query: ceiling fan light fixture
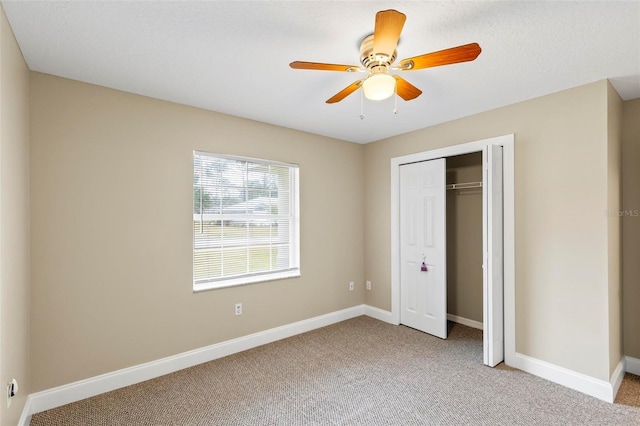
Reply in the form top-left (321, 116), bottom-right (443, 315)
top-left (362, 73), bottom-right (396, 100)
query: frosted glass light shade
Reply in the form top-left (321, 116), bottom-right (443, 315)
top-left (362, 73), bottom-right (396, 100)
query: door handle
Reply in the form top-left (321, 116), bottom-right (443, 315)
top-left (421, 255), bottom-right (428, 271)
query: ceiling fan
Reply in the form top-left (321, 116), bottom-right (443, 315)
top-left (289, 9), bottom-right (482, 104)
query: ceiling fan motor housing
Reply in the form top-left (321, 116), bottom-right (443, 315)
top-left (359, 34), bottom-right (397, 69)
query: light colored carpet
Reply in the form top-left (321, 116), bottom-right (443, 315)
top-left (616, 373), bottom-right (640, 407)
top-left (30, 316), bottom-right (640, 425)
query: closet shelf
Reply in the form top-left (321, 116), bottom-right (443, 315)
top-left (446, 181), bottom-right (482, 190)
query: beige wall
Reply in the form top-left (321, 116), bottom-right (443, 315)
top-left (0, 5), bottom-right (30, 425)
top-left (622, 98), bottom-right (640, 359)
top-left (364, 80), bottom-right (617, 381)
top-left (29, 73), bottom-right (365, 391)
top-left (606, 82), bottom-right (622, 376)
top-left (446, 153), bottom-right (483, 323)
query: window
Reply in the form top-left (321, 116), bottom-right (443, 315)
top-left (193, 151), bottom-right (300, 291)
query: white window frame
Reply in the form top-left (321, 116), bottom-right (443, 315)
top-left (193, 151), bottom-right (300, 292)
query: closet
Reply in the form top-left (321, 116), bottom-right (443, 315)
top-left (395, 136), bottom-right (509, 367)
top-left (446, 152), bottom-right (483, 331)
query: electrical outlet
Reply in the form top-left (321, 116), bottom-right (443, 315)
top-left (366, 280), bottom-right (371, 291)
top-left (6, 379), bottom-right (17, 408)
top-left (235, 303), bottom-right (242, 316)
top-left (349, 281), bottom-right (354, 291)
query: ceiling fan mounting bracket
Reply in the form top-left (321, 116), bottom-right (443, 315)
top-left (359, 34), bottom-right (397, 70)
top-left (397, 61), bottom-right (414, 71)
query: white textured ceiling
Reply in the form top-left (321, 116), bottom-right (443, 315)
top-left (3, 1), bottom-right (639, 144)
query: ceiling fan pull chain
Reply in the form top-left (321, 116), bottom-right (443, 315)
top-left (394, 89), bottom-right (398, 115)
top-left (360, 89), bottom-right (365, 120)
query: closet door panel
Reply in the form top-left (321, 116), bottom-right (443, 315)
top-left (483, 145), bottom-right (504, 367)
top-left (400, 159), bottom-right (447, 339)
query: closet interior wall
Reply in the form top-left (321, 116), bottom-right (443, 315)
top-left (446, 152), bottom-right (483, 325)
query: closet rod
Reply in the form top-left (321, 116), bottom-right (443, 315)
top-left (446, 181), bottom-right (482, 190)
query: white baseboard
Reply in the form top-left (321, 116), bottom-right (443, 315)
top-left (510, 352), bottom-right (619, 403)
top-left (447, 313), bottom-right (483, 330)
top-left (18, 399), bottom-right (32, 426)
top-left (611, 358), bottom-right (626, 401)
top-left (21, 305), bottom-right (366, 423)
top-left (21, 305), bottom-right (632, 424)
top-left (364, 305), bottom-right (394, 324)
top-left (625, 356), bottom-right (640, 376)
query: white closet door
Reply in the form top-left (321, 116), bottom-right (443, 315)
top-left (483, 145), bottom-right (504, 366)
top-left (400, 159), bottom-right (447, 339)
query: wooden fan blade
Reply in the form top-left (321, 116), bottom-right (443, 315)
top-left (373, 9), bottom-right (406, 58)
top-left (397, 43), bottom-right (482, 71)
top-left (393, 76), bottom-right (422, 101)
top-left (326, 80), bottom-right (364, 104)
top-left (290, 61), bottom-right (360, 72)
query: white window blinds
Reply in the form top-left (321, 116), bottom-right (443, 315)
top-left (193, 151), bottom-right (300, 290)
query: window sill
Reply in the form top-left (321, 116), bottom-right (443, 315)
top-left (193, 269), bottom-right (300, 293)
